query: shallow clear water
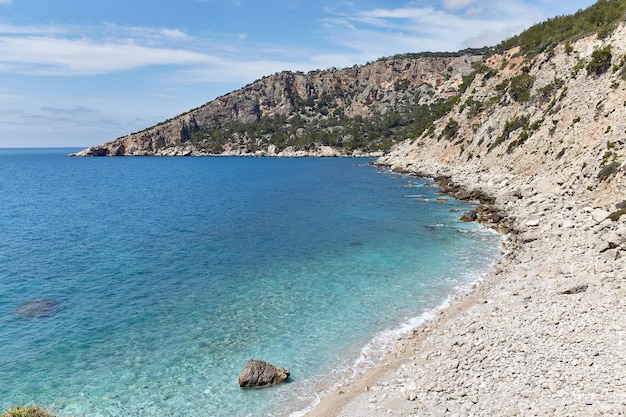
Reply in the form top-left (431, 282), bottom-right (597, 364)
top-left (0, 149), bottom-right (501, 416)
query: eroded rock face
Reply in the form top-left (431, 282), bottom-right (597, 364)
top-left (13, 300), bottom-right (62, 319)
top-left (70, 54), bottom-right (482, 157)
top-left (238, 359), bottom-right (290, 388)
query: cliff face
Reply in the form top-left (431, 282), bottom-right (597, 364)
top-left (379, 21), bottom-right (626, 210)
top-left (71, 54), bottom-right (482, 156)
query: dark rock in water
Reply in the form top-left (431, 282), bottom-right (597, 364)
top-left (349, 241), bottom-right (363, 246)
top-left (13, 300), bottom-right (62, 319)
top-left (238, 359), bottom-right (290, 388)
top-left (459, 210), bottom-right (478, 222)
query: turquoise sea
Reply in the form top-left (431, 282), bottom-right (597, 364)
top-left (0, 149), bottom-right (501, 417)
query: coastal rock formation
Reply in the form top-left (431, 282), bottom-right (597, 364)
top-left (70, 52), bottom-right (484, 157)
top-left (458, 210), bottom-right (477, 222)
top-left (238, 359), bottom-right (290, 388)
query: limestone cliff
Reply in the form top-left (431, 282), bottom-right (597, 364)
top-left (70, 53), bottom-right (484, 157)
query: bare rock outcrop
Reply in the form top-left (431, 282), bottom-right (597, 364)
top-left (70, 53), bottom-right (483, 157)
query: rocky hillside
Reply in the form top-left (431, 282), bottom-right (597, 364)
top-left (379, 20), bottom-right (626, 213)
top-left (70, 52), bottom-right (485, 157)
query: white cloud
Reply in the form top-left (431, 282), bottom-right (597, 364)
top-left (0, 0), bottom-right (12, 4)
top-left (0, 36), bottom-right (214, 75)
top-left (0, 23), bottom-right (69, 35)
top-left (160, 29), bottom-right (190, 40)
top-left (0, 2), bottom-right (558, 81)
top-left (321, 1), bottom-right (546, 57)
top-left (442, 0), bottom-right (478, 11)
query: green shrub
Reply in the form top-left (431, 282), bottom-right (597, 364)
top-left (488, 115), bottom-right (529, 153)
top-left (608, 207), bottom-right (626, 221)
top-left (506, 130), bottom-right (530, 153)
top-left (509, 73), bottom-right (536, 102)
top-left (471, 60), bottom-right (491, 74)
top-left (494, 0), bottom-right (626, 57)
top-left (496, 79), bottom-right (510, 92)
top-left (394, 79), bottom-right (410, 91)
top-left (536, 78), bottom-right (565, 103)
top-left (612, 54), bottom-right (626, 72)
top-left (442, 118), bottom-right (460, 141)
top-left (572, 59), bottom-right (585, 76)
top-left (587, 45), bottom-right (613, 75)
top-left (463, 96), bottom-right (486, 117)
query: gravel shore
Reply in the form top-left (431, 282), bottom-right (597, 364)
top-left (304, 157), bottom-right (626, 417)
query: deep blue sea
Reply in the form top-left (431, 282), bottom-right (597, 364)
top-left (0, 149), bottom-right (501, 417)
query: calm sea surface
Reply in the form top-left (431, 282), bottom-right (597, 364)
top-left (0, 149), bottom-right (501, 416)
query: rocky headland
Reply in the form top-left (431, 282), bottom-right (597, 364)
top-left (69, 51), bottom-right (484, 157)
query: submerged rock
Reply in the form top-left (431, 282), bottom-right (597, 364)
top-left (238, 359), bottom-right (290, 388)
top-left (13, 300), bottom-right (62, 319)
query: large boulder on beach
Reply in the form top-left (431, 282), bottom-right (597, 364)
top-left (13, 300), bottom-right (62, 319)
top-left (459, 210), bottom-right (478, 222)
top-left (238, 359), bottom-right (290, 388)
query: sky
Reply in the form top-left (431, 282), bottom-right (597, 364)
top-left (0, 0), bottom-right (598, 148)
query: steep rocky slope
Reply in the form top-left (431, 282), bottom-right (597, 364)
top-left (70, 53), bottom-right (483, 156)
top-left (380, 21), bottom-right (626, 212)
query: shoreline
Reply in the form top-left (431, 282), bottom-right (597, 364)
top-left (302, 156), bottom-right (626, 416)
top-left (291, 254), bottom-right (502, 417)
top-left (299, 165), bottom-right (514, 417)
top-left (286, 167), bottom-right (505, 417)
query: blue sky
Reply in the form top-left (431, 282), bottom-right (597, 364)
top-left (0, 0), bottom-right (596, 147)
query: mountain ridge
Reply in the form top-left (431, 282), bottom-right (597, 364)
top-left (70, 53), bottom-right (485, 157)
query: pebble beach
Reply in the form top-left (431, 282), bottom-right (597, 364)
top-left (304, 155), bottom-right (626, 417)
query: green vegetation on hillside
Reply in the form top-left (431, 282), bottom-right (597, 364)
top-left (587, 45), bottom-right (613, 74)
top-left (181, 92), bottom-right (465, 154)
top-left (495, 0), bottom-right (626, 56)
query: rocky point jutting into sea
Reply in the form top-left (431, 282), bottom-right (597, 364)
top-left (69, 8), bottom-right (626, 417)
top-left (69, 50), bottom-right (485, 157)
